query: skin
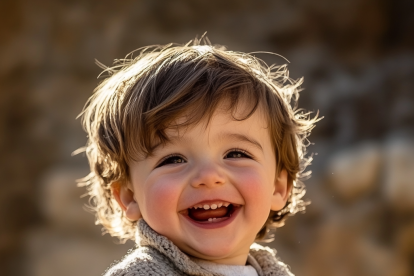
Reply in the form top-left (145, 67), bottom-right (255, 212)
top-left (112, 103), bottom-right (291, 266)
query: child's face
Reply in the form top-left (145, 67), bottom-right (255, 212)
top-left (122, 103), bottom-right (289, 265)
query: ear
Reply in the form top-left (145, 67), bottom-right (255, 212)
top-left (270, 169), bottom-right (292, 211)
top-left (111, 181), bottom-right (141, 221)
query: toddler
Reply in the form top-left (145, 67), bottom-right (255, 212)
top-left (79, 38), bottom-right (317, 276)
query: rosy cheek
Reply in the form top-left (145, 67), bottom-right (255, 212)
top-left (237, 169), bottom-right (265, 191)
top-left (233, 168), bottom-right (272, 209)
top-left (144, 174), bottom-right (182, 224)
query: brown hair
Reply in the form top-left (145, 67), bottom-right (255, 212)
top-left (77, 38), bottom-right (318, 242)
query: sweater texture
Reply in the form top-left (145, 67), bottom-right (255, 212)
top-left (104, 219), bottom-right (294, 276)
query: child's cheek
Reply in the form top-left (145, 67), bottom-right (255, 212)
top-left (231, 167), bottom-right (273, 210)
top-left (234, 165), bottom-right (268, 188)
top-left (143, 173), bottom-right (183, 226)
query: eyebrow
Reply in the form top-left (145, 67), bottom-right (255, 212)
top-left (218, 132), bottom-right (263, 151)
top-left (150, 135), bottom-right (191, 154)
top-left (150, 132), bottom-right (263, 153)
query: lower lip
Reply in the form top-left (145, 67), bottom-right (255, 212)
top-left (180, 206), bottom-right (241, 229)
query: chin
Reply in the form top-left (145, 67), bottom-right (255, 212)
top-left (189, 239), bottom-right (238, 259)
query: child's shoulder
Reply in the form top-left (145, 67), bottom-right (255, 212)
top-left (103, 219), bottom-right (295, 276)
top-left (103, 246), bottom-right (182, 276)
top-left (103, 242), bottom-right (295, 276)
top-left (249, 243), bottom-right (295, 276)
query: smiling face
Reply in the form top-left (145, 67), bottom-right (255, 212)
top-left (114, 103), bottom-right (290, 265)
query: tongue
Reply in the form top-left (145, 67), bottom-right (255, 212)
top-left (189, 206), bottom-right (229, 221)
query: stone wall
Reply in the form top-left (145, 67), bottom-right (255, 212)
top-left (1, 0), bottom-right (413, 275)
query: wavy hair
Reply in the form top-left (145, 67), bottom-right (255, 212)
top-left (77, 37), bottom-right (318, 242)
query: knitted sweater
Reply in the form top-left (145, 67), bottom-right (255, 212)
top-left (104, 219), bottom-right (294, 276)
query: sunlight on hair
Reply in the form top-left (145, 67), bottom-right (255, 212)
top-left (76, 37), bottom-right (320, 242)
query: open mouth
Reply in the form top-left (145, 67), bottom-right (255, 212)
top-left (180, 201), bottom-right (240, 224)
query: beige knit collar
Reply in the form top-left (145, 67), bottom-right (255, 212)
top-left (136, 219), bottom-right (294, 276)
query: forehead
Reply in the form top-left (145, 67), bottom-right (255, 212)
top-left (141, 90), bottom-right (272, 158)
top-left (173, 97), bottom-right (268, 127)
top-left (164, 102), bottom-right (270, 143)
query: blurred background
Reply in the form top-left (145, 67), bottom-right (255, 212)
top-left (1, 0), bottom-right (413, 275)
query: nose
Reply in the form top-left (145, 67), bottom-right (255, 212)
top-left (189, 160), bottom-right (226, 188)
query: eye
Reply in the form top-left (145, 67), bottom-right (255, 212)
top-left (224, 149), bottom-right (252, 159)
top-left (156, 154), bottom-right (187, 168)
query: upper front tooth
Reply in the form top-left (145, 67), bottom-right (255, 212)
top-left (223, 203), bottom-right (230, 207)
top-left (203, 204), bottom-right (210, 210)
top-left (211, 204), bottom-right (217, 209)
top-left (218, 203), bottom-right (223, 208)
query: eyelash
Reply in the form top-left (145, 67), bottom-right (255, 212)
top-left (224, 148), bottom-right (253, 160)
top-left (155, 148), bottom-right (253, 168)
top-left (155, 153), bottom-right (187, 168)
